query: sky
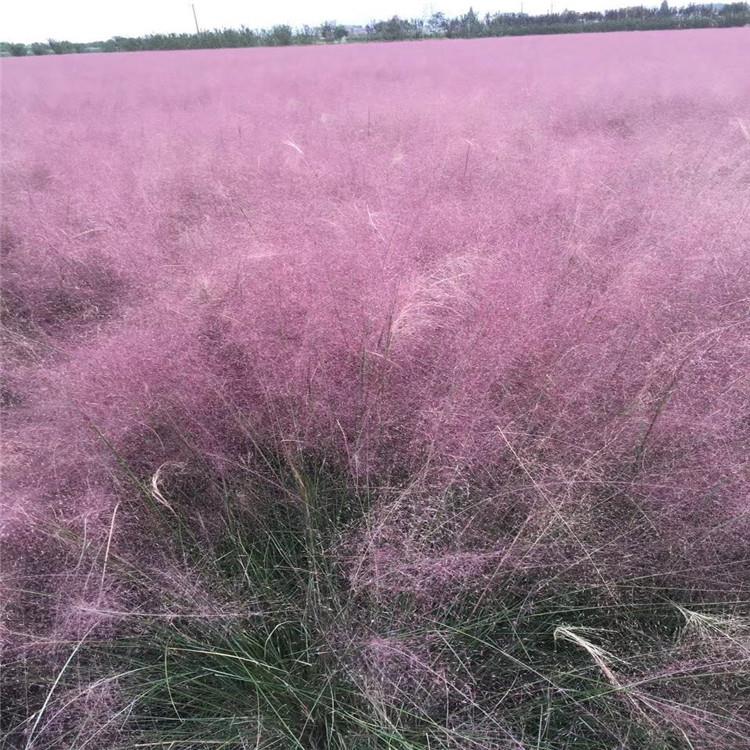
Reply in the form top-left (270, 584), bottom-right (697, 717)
top-left (1, 0), bottom-right (657, 43)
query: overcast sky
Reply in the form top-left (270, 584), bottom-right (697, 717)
top-left (2, 0), bottom-right (657, 42)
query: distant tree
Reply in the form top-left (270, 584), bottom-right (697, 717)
top-left (462, 7), bottom-right (483, 36)
top-left (296, 26), bottom-right (319, 44)
top-left (48, 38), bottom-right (83, 54)
top-left (659, 0), bottom-right (671, 14)
top-left (446, 7), bottom-right (484, 37)
top-left (374, 16), bottom-right (408, 40)
top-left (427, 11), bottom-right (448, 34)
top-left (319, 22), bottom-right (347, 43)
top-left (269, 25), bottom-right (293, 46)
top-left (7, 42), bottom-right (27, 56)
top-left (719, 1), bottom-right (749, 13)
top-left (30, 42), bottom-right (50, 55)
top-left (320, 21), bottom-right (336, 42)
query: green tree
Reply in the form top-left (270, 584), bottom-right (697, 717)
top-left (320, 21), bottom-right (336, 42)
top-left (374, 16), bottom-right (409, 40)
top-left (427, 11), bottom-right (448, 34)
top-left (269, 25), bottom-right (292, 45)
top-left (48, 38), bottom-right (83, 54)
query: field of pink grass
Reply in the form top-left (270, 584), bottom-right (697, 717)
top-left (2, 28), bottom-right (750, 749)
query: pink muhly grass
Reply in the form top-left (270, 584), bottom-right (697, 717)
top-left (1, 29), bottom-right (749, 749)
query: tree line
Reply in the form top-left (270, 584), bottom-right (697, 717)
top-left (2, 3), bottom-right (749, 56)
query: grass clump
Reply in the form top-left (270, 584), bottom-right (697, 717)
top-left (11, 457), bottom-right (749, 749)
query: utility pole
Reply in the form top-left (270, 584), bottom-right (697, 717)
top-left (191, 3), bottom-right (200, 34)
